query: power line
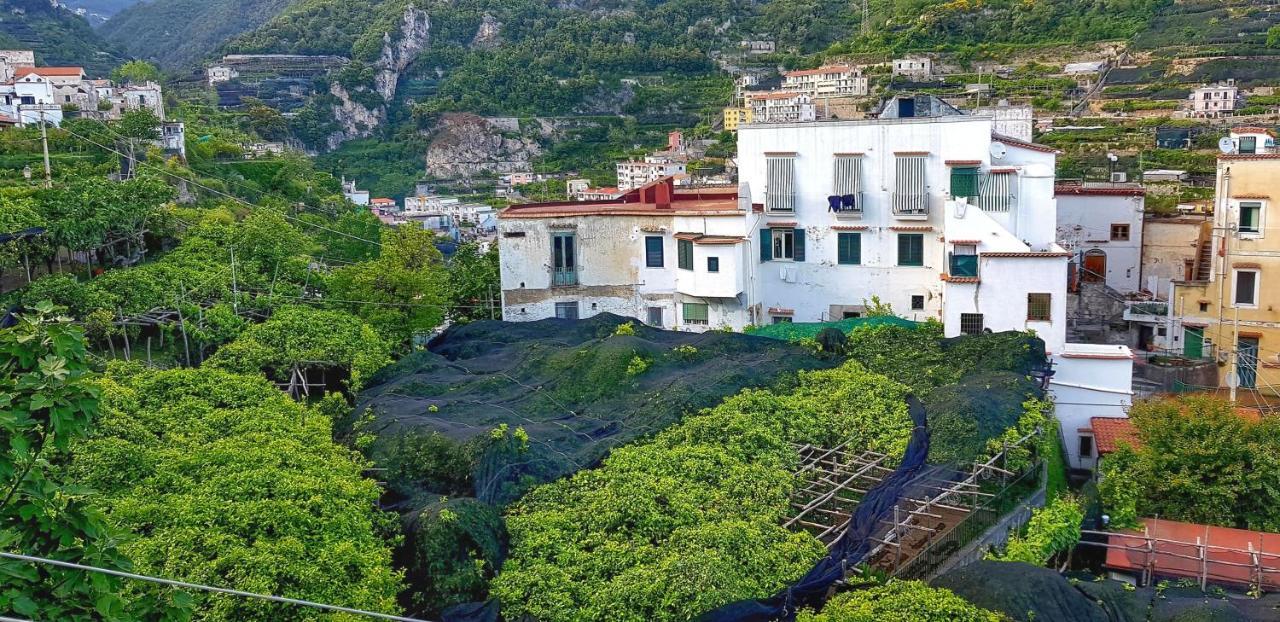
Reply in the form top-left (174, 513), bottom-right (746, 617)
top-left (0, 551), bottom-right (431, 622)
top-left (53, 121), bottom-right (383, 248)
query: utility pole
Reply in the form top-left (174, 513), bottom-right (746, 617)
top-left (862, 0), bottom-right (870, 36)
top-left (39, 110), bottom-right (52, 188)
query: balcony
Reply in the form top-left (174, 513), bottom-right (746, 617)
top-left (892, 192), bottom-right (929, 219)
top-left (1123, 301), bottom-right (1168, 323)
top-left (827, 193), bottom-right (864, 218)
top-left (949, 254), bottom-right (978, 278)
top-left (552, 267), bottom-right (578, 287)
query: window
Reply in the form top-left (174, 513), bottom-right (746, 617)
top-left (1199, 302), bottom-right (1210, 313)
top-left (911, 295), bottom-right (925, 311)
top-left (893, 155), bottom-right (928, 215)
top-left (678, 239), bottom-right (693, 270)
top-left (1239, 202), bottom-right (1262, 235)
top-left (949, 243), bottom-right (978, 277)
top-left (773, 229), bottom-right (794, 260)
top-left (960, 313), bottom-right (984, 335)
top-left (1239, 136), bottom-right (1257, 155)
top-left (833, 155), bottom-right (862, 197)
top-left (837, 232), bottom-right (861, 265)
top-left (897, 234), bottom-right (924, 266)
top-left (1110, 223), bottom-right (1130, 241)
top-left (647, 306), bottom-right (663, 327)
top-left (644, 236), bottom-right (664, 268)
top-left (554, 301), bottom-right (579, 320)
top-left (772, 316), bottom-right (793, 324)
top-left (950, 166), bottom-right (978, 199)
top-left (843, 311), bottom-right (862, 319)
top-left (765, 156), bottom-right (796, 212)
top-left (1027, 293), bottom-right (1052, 322)
top-left (707, 257), bottom-right (720, 272)
top-left (683, 302), bottom-right (709, 326)
top-left (551, 233), bottom-right (577, 286)
top-left (1079, 435), bottom-right (1094, 459)
top-left (1234, 269), bottom-right (1259, 307)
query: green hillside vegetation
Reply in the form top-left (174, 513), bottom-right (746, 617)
top-left (0, 0), bottom-right (122, 74)
top-left (99, 0), bottom-right (294, 69)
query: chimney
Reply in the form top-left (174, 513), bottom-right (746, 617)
top-left (654, 177), bottom-right (673, 209)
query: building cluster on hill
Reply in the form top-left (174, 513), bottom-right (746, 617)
top-left (0, 49), bottom-right (165, 128)
top-left (567, 131), bottom-right (734, 201)
top-left (358, 181), bottom-right (498, 248)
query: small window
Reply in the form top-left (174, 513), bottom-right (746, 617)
top-left (772, 229), bottom-right (796, 261)
top-left (837, 232), bottom-right (861, 265)
top-left (1239, 202), bottom-right (1262, 235)
top-left (645, 236), bottom-right (664, 268)
top-left (897, 234), bottom-right (924, 267)
top-left (772, 316), bottom-right (793, 324)
top-left (1239, 136), bottom-right (1257, 155)
top-left (1079, 435), bottom-right (1094, 459)
top-left (683, 302), bottom-right (709, 326)
top-left (911, 295), bottom-right (925, 311)
top-left (647, 306), bottom-right (663, 327)
top-left (1199, 302), bottom-right (1210, 313)
top-left (1027, 293), bottom-right (1052, 322)
top-left (707, 256), bottom-right (720, 273)
top-left (1234, 270), bottom-right (1259, 307)
top-left (843, 311), bottom-right (862, 319)
top-left (1110, 223), bottom-right (1130, 241)
top-left (960, 313), bottom-right (984, 335)
top-left (554, 301), bottom-right (580, 320)
top-left (678, 239), bottom-right (693, 270)
top-left (950, 166), bottom-right (978, 198)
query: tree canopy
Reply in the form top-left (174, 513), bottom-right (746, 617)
top-left (796, 581), bottom-right (1002, 622)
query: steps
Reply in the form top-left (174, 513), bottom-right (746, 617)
top-left (1194, 239), bottom-right (1213, 281)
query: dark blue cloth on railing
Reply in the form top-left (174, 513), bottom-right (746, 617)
top-left (827, 195), bottom-right (842, 212)
top-left (696, 396), bottom-right (931, 622)
top-left (841, 194), bottom-right (857, 211)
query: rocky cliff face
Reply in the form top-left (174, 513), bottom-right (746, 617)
top-left (326, 4), bottom-right (430, 149)
top-left (471, 13), bottom-right (502, 49)
top-left (424, 114), bottom-right (549, 178)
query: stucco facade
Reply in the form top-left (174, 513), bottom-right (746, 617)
top-left (1055, 186), bottom-right (1146, 294)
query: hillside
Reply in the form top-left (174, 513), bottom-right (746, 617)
top-left (98, 0), bottom-right (293, 69)
top-left (0, 0), bottom-right (122, 74)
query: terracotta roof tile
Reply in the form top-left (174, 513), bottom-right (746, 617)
top-left (1091, 417), bottom-right (1138, 454)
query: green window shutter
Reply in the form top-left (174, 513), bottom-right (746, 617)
top-left (898, 234), bottom-right (923, 266)
top-left (760, 228), bottom-right (772, 262)
top-left (838, 232), bottom-right (861, 265)
top-left (793, 228), bottom-right (806, 262)
top-left (678, 239), bottom-right (693, 270)
top-left (950, 166), bottom-right (978, 198)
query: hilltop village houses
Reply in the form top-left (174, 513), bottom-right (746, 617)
top-left (0, 50), bottom-right (167, 128)
top-left (497, 94), bottom-right (1134, 469)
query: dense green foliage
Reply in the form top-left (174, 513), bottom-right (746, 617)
top-left (1099, 396), bottom-right (1280, 531)
top-left (991, 495), bottom-right (1084, 566)
top-left (0, 0), bottom-right (122, 74)
top-left (796, 581), bottom-right (1003, 622)
top-left (70, 365), bottom-right (404, 620)
top-left (325, 226), bottom-right (448, 345)
top-left (99, 0), bottom-right (294, 68)
top-left (0, 306), bottom-right (188, 620)
top-left (493, 361), bottom-right (913, 621)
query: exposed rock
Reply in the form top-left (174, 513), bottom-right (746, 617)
top-left (471, 13), bottom-right (502, 49)
top-left (327, 82), bottom-right (385, 151)
top-left (424, 113), bottom-right (548, 179)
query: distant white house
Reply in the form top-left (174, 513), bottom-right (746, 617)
top-left (1142, 169), bottom-right (1189, 183)
top-left (892, 57), bottom-right (933, 79)
top-left (1189, 81), bottom-right (1242, 118)
top-left (748, 91), bottom-right (816, 124)
top-left (1055, 184), bottom-right (1146, 294)
top-left (782, 64), bottom-right (869, 98)
top-left (974, 101), bottom-right (1034, 142)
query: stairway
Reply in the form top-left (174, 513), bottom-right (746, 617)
top-left (1193, 239), bottom-right (1213, 281)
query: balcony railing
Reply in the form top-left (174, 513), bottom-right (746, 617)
top-left (1123, 301), bottom-right (1168, 322)
top-left (892, 192), bottom-right (929, 219)
top-left (552, 267), bottom-right (578, 286)
top-left (827, 193), bottom-right (864, 217)
top-left (949, 254), bottom-right (979, 278)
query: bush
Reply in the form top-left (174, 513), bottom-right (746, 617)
top-left (796, 581), bottom-right (1002, 622)
top-left (991, 496), bottom-right (1084, 566)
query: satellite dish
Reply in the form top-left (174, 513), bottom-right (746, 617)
top-left (1219, 137), bottom-right (1237, 154)
top-left (989, 142), bottom-right (1007, 160)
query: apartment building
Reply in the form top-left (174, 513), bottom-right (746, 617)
top-left (616, 157), bottom-right (687, 192)
top-left (1189, 81), bottom-right (1242, 118)
top-left (1055, 184), bottom-right (1146, 294)
top-left (723, 106), bottom-right (753, 131)
top-left (749, 91), bottom-right (816, 124)
top-left (782, 64), bottom-right (869, 98)
top-left (1171, 129), bottom-right (1280, 394)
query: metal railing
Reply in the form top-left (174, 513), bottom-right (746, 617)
top-left (552, 267), bottom-right (577, 286)
top-left (892, 192), bottom-right (929, 217)
top-left (828, 193), bottom-right (864, 216)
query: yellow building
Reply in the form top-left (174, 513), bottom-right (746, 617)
top-left (722, 106), bottom-right (752, 132)
top-left (1173, 128), bottom-right (1280, 396)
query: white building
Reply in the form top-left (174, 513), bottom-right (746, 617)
top-left (749, 91), bottom-right (817, 124)
top-left (1224, 126), bottom-right (1276, 155)
top-left (1055, 185), bottom-right (1146, 294)
top-left (207, 65), bottom-right (238, 85)
top-left (782, 64), bottom-right (869, 98)
top-left (973, 101), bottom-right (1034, 143)
top-left (616, 157), bottom-right (687, 192)
top-left (1189, 81), bottom-right (1241, 118)
top-left (1049, 343), bottom-right (1134, 471)
top-left (0, 50), bottom-right (35, 81)
top-left (740, 40), bottom-right (776, 55)
top-left (404, 195), bottom-right (493, 224)
top-left (342, 179), bottom-right (370, 206)
top-left (892, 57), bottom-right (933, 79)
top-left (567, 179), bottom-right (623, 201)
top-left (116, 82), bottom-right (165, 119)
top-left (1, 72), bottom-right (63, 127)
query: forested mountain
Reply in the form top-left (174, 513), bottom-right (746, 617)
top-left (98, 0), bottom-right (293, 68)
top-left (0, 0), bottom-right (122, 74)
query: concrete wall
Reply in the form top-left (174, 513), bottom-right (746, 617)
top-left (1142, 216), bottom-right (1208, 296)
top-left (1050, 346), bottom-right (1134, 470)
top-left (1057, 193), bottom-right (1145, 294)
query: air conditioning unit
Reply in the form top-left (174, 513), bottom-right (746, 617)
top-left (1111, 172), bottom-right (1128, 183)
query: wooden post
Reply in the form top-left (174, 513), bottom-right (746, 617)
top-left (146, 336), bottom-right (152, 366)
top-left (1198, 536), bottom-right (1207, 591)
top-left (118, 308), bottom-right (131, 361)
top-left (175, 295), bottom-right (191, 367)
top-left (893, 504), bottom-right (903, 573)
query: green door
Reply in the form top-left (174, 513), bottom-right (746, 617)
top-left (1184, 327), bottom-right (1203, 359)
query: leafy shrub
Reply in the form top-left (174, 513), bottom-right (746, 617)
top-left (796, 580), bottom-right (1002, 622)
top-left (991, 496), bottom-right (1084, 566)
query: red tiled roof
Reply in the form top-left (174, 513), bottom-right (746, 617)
top-left (674, 233), bottom-right (744, 245)
top-left (1055, 185), bottom-right (1146, 197)
top-left (942, 275), bottom-right (980, 284)
top-left (1090, 417), bottom-right (1138, 454)
top-left (993, 133), bottom-right (1061, 154)
top-left (1105, 518), bottom-right (1280, 590)
top-left (948, 239), bottom-right (982, 244)
top-left (0, 114), bottom-right (17, 125)
top-left (981, 251), bottom-right (1071, 258)
top-left (501, 178), bottom-right (739, 218)
top-left (785, 64), bottom-right (856, 77)
top-left (1232, 126), bottom-right (1276, 137)
top-left (890, 226), bottom-right (934, 232)
top-left (945, 160), bottom-right (983, 166)
top-left (832, 225), bottom-right (869, 231)
top-left (750, 91), bottom-right (806, 101)
top-left (15, 66), bottom-right (84, 78)
top-left (1220, 153), bottom-right (1280, 161)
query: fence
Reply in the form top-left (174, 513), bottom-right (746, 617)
top-left (1076, 527), bottom-right (1280, 592)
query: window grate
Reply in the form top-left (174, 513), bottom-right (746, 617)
top-left (960, 313), bottom-right (984, 335)
top-left (1027, 293), bottom-right (1052, 322)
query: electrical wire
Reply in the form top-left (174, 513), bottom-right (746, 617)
top-left (0, 552), bottom-right (431, 622)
